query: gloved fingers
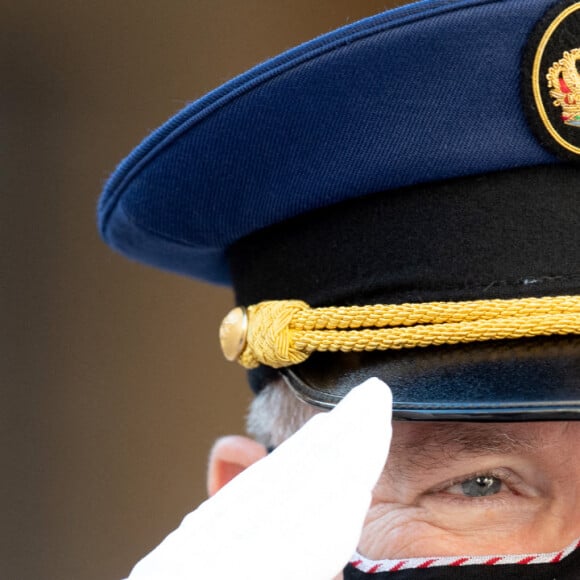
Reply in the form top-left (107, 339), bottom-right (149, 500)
top-left (127, 377), bottom-right (393, 580)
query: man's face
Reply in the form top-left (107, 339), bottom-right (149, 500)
top-left (359, 421), bottom-right (580, 559)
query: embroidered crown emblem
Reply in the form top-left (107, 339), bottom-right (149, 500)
top-left (523, 0), bottom-right (580, 159)
top-left (547, 48), bottom-right (580, 126)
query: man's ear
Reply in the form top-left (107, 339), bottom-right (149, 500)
top-left (207, 435), bottom-right (268, 497)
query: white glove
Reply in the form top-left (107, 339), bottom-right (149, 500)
top-left (126, 377), bottom-right (393, 580)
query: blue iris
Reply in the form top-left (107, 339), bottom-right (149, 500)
top-left (461, 476), bottom-right (502, 497)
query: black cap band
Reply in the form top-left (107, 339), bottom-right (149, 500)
top-left (229, 165), bottom-right (580, 309)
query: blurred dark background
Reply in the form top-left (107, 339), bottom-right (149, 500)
top-left (2, 1), bottom-right (405, 578)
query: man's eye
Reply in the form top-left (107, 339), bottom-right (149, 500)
top-left (446, 475), bottom-right (504, 498)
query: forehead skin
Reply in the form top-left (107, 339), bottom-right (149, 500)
top-left (384, 421), bottom-right (561, 482)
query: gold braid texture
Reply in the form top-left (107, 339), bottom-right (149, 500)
top-left (234, 295), bottom-right (580, 369)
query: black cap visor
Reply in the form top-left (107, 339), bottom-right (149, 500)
top-left (280, 337), bottom-right (580, 421)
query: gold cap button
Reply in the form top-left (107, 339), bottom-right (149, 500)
top-left (219, 306), bottom-right (248, 362)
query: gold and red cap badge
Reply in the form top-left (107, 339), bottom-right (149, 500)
top-left (523, 0), bottom-right (580, 159)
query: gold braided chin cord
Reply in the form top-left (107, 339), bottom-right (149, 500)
top-left (226, 295), bottom-right (580, 369)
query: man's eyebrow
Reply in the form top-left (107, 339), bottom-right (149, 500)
top-left (385, 423), bottom-right (543, 481)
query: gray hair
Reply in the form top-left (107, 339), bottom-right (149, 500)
top-left (245, 377), bottom-right (320, 448)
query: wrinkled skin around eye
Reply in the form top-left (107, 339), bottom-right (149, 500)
top-left (357, 421), bottom-right (580, 561)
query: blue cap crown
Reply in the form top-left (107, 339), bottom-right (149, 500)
top-left (98, 0), bottom-right (562, 284)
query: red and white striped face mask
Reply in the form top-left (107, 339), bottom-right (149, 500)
top-left (343, 536), bottom-right (580, 579)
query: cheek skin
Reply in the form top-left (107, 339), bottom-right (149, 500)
top-left (359, 500), bottom-right (538, 559)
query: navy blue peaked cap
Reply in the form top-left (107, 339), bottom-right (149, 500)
top-left (99, 0), bottom-right (563, 284)
top-left (99, 0), bottom-right (580, 420)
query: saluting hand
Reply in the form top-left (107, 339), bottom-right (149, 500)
top-left (126, 378), bottom-right (393, 580)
